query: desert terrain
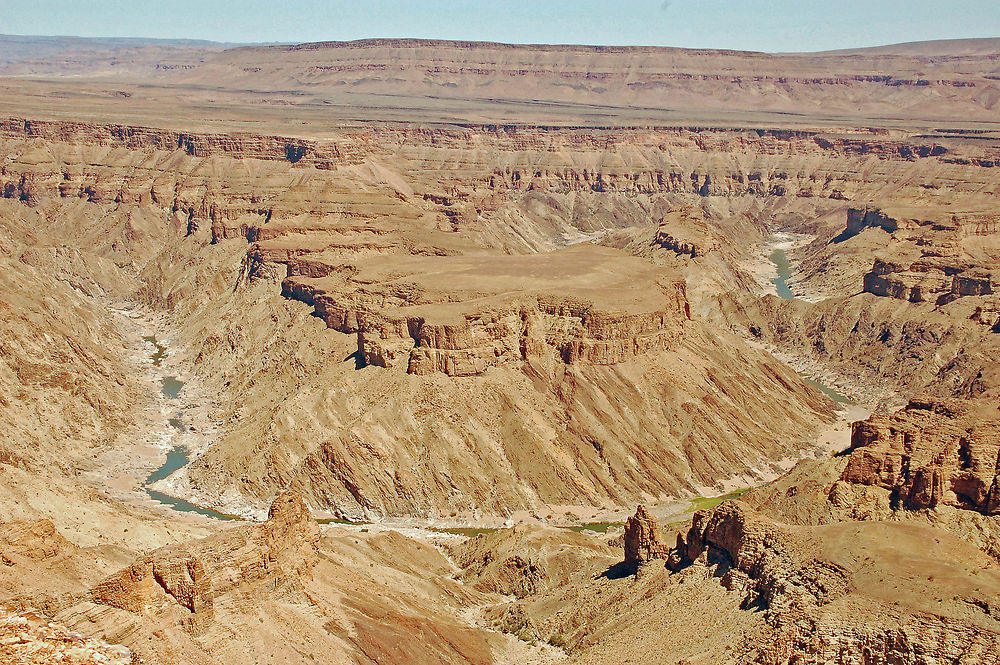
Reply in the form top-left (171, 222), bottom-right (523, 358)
top-left (0, 35), bottom-right (998, 664)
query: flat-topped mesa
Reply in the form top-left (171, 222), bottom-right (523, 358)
top-left (281, 246), bottom-right (691, 376)
top-left (841, 398), bottom-right (1000, 514)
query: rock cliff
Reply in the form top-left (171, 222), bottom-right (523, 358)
top-left (668, 502), bottom-right (1000, 665)
top-left (623, 505), bottom-right (669, 566)
top-left (841, 398), bottom-right (1000, 514)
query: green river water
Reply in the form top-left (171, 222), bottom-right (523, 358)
top-left (142, 336), bottom-right (240, 521)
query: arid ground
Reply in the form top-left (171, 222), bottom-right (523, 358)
top-left (1, 35), bottom-right (999, 664)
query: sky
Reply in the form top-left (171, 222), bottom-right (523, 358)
top-left (0, 0), bottom-right (998, 52)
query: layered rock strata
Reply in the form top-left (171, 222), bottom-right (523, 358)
top-left (669, 502), bottom-right (1000, 665)
top-left (282, 246), bottom-right (691, 376)
top-left (623, 505), bottom-right (670, 566)
top-left (0, 605), bottom-right (131, 665)
top-left (841, 398), bottom-right (1000, 514)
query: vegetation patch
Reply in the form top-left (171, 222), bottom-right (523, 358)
top-left (685, 488), bottom-right (751, 513)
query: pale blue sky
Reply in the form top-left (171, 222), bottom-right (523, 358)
top-left (0, 0), bottom-right (998, 52)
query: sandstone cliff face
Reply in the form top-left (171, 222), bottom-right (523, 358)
top-left (90, 554), bottom-right (214, 632)
top-left (842, 206), bottom-right (900, 239)
top-left (623, 505), bottom-right (669, 566)
top-left (88, 491), bottom-right (318, 638)
top-left (670, 502), bottom-right (1000, 665)
top-left (841, 398), bottom-right (1000, 514)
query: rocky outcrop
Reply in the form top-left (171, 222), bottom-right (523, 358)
top-left (258, 490), bottom-right (322, 584)
top-left (90, 553), bottom-right (214, 633)
top-left (668, 503), bottom-right (848, 611)
top-left (841, 398), bottom-right (1000, 514)
top-left (972, 300), bottom-right (1000, 331)
top-left (862, 257), bottom-right (957, 303)
top-left (354, 296), bottom-right (690, 376)
top-left (862, 257), bottom-right (994, 306)
top-left (841, 206), bottom-right (900, 240)
top-left (88, 491), bottom-right (319, 635)
top-left (0, 605), bottom-right (131, 664)
top-left (652, 230), bottom-right (700, 257)
top-left (0, 520), bottom-right (72, 563)
top-left (623, 505), bottom-right (669, 567)
top-left (839, 206), bottom-right (1000, 245)
top-left (952, 269), bottom-right (994, 298)
top-left (758, 614), bottom-right (1000, 665)
top-left (670, 502), bottom-right (1000, 665)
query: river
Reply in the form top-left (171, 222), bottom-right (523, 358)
top-left (142, 336), bottom-right (240, 521)
top-left (136, 245), bottom-right (860, 528)
top-left (771, 247), bottom-right (795, 299)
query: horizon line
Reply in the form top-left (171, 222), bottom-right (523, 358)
top-left (2, 33), bottom-right (999, 56)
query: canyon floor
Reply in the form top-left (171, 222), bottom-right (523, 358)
top-left (0, 35), bottom-right (999, 664)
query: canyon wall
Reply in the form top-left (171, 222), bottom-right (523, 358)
top-left (3, 115), bottom-right (1000, 517)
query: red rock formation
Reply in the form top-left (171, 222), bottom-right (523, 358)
top-left (88, 491), bottom-right (319, 635)
top-left (841, 398), bottom-right (1000, 514)
top-left (623, 505), bottom-right (669, 566)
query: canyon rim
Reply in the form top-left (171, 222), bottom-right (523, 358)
top-left (0, 13), bottom-right (999, 665)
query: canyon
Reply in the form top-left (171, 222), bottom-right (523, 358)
top-left (0, 34), bottom-right (998, 664)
